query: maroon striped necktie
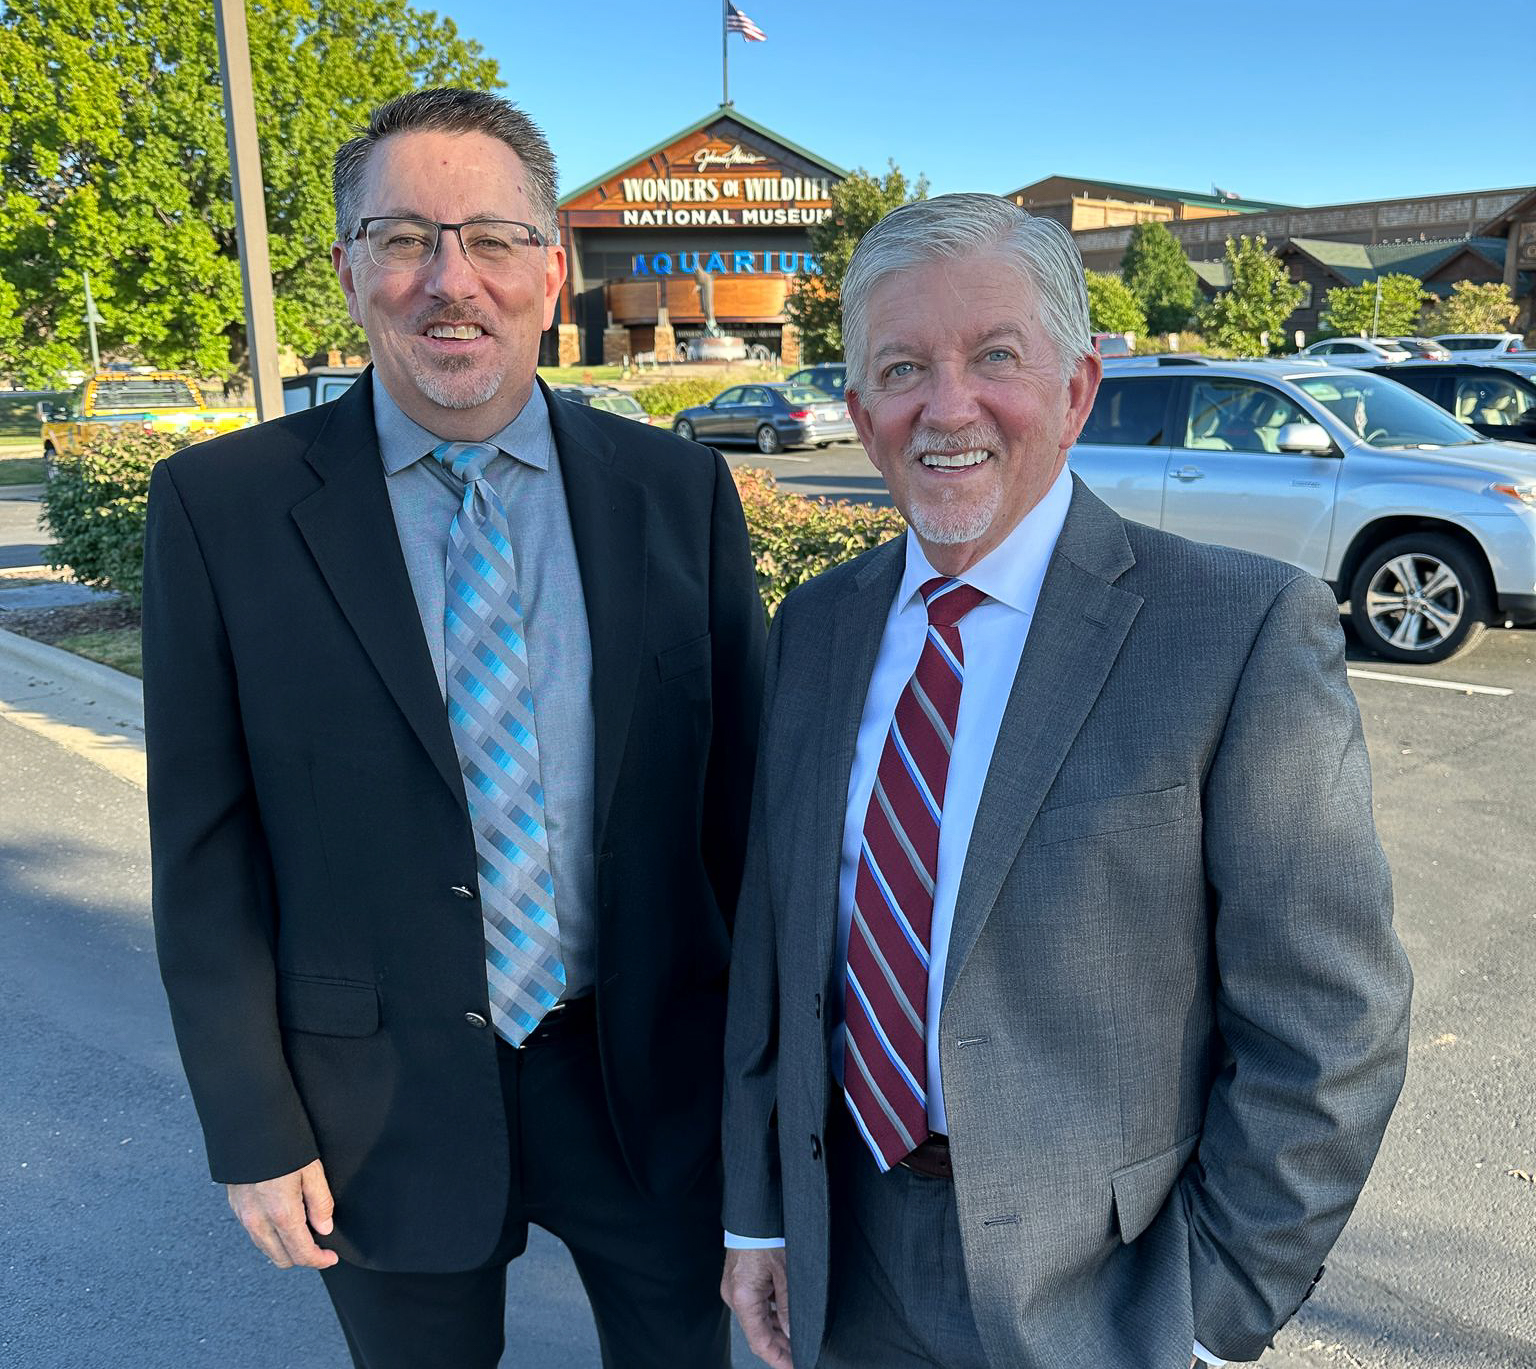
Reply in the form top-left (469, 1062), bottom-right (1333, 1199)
top-left (844, 576), bottom-right (988, 1170)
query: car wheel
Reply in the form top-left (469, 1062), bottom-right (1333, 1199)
top-left (674, 419), bottom-right (695, 442)
top-left (756, 425), bottom-right (782, 455)
top-left (1348, 533), bottom-right (1489, 664)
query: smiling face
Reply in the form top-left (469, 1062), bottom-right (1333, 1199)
top-left (846, 251), bottom-right (1101, 575)
top-left (332, 129), bottom-right (566, 440)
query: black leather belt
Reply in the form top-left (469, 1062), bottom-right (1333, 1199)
top-left (515, 994), bottom-right (597, 1048)
top-left (897, 1133), bottom-right (952, 1179)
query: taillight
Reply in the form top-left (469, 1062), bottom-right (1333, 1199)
top-left (788, 409), bottom-right (811, 420)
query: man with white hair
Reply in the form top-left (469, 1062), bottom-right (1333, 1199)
top-left (719, 193), bottom-right (1411, 1368)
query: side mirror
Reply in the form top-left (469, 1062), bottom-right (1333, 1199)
top-left (1276, 422), bottom-right (1334, 454)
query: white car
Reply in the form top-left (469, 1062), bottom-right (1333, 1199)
top-left (1432, 333), bottom-right (1534, 359)
top-left (1297, 338), bottom-right (1411, 364)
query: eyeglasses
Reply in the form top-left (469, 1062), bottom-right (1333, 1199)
top-left (348, 216), bottom-right (546, 272)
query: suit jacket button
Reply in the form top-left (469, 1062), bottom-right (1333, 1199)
top-left (465, 1012), bottom-right (488, 1029)
top-left (810, 1134), bottom-right (822, 1161)
top-left (451, 885), bottom-right (476, 900)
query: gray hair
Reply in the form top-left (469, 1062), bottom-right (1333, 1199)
top-left (333, 88), bottom-right (560, 246)
top-left (842, 192), bottom-right (1091, 392)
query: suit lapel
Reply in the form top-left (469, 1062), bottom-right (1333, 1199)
top-left (546, 384), bottom-right (647, 849)
top-left (942, 480), bottom-right (1144, 999)
top-left (807, 537), bottom-right (906, 1006)
top-left (289, 373), bottom-right (464, 799)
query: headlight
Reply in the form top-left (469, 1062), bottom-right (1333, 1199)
top-left (1490, 482), bottom-right (1536, 506)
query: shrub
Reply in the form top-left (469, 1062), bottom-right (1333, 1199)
top-left (629, 369), bottom-right (785, 418)
top-left (733, 466), bottom-right (905, 615)
top-left (42, 429), bottom-right (185, 606)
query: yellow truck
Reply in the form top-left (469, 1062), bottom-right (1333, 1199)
top-left (39, 371), bottom-right (257, 466)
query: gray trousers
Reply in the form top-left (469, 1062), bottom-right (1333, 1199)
top-left (817, 1121), bottom-right (990, 1369)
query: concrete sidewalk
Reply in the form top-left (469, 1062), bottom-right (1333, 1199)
top-left (0, 626), bottom-right (145, 788)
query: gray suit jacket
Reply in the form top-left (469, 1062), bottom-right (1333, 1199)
top-left (722, 479), bottom-right (1412, 1367)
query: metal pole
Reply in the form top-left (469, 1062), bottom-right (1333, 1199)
top-left (82, 270), bottom-right (102, 373)
top-left (214, 0), bottom-right (283, 421)
top-left (1370, 277), bottom-right (1382, 338)
top-left (722, 0), bottom-right (730, 106)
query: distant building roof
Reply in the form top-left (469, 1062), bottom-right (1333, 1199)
top-left (1284, 235), bottom-right (1508, 284)
top-left (1006, 174), bottom-right (1292, 214)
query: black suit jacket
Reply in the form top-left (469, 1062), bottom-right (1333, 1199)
top-left (142, 375), bottom-right (765, 1271)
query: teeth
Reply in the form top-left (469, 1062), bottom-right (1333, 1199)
top-left (920, 449), bottom-right (989, 468)
top-left (427, 325), bottom-right (483, 340)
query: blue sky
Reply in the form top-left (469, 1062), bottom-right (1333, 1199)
top-left (441, 0), bottom-right (1529, 209)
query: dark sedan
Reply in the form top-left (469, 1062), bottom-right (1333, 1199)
top-left (1365, 362), bottom-right (1536, 444)
top-left (672, 382), bottom-right (855, 453)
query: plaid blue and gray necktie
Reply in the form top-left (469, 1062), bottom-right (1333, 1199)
top-left (432, 440), bottom-right (565, 1045)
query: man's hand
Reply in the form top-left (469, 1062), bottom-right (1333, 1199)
top-left (226, 1158), bottom-right (339, 1270)
top-left (722, 1247), bottom-right (791, 1368)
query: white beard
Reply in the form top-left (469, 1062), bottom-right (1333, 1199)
top-left (416, 358), bottom-right (505, 411)
top-left (906, 480), bottom-right (1002, 545)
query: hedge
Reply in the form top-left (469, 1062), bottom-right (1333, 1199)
top-left (733, 466), bottom-right (905, 614)
top-left (42, 429), bottom-right (186, 607)
top-left (41, 438), bottom-right (906, 621)
top-left (629, 369), bottom-right (783, 418)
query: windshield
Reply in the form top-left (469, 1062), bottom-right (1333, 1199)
top-left (783, 386), bottom-right (833, 403)
top-left (589, 394), bottom-right (643, 415)
top-left (1296, 374), bottom-right (1484, 448)
top-left (91, 378), bottom-right (199, 410)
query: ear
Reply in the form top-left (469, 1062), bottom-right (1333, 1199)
top-left (333, 240), bottom-right (364, 328)
top-left (1058, 350), bottom-right (1103, 452)
top-left (541, 242), bottom-right (568, 332)
top-left (846, 385), bottom-right (878, 466)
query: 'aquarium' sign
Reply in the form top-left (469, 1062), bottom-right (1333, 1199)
top-left (632, 250), bottom-right (822, 276)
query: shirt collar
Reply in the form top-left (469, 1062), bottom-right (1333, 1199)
top-left (372, 371), bottom-right (553, 475)
top-left (896, 463), bottom-right (1073, 616)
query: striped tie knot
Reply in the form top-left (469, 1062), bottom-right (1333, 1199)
top-left (920, 576), bottom-right (987, 629)
top-left (432, 440), bottom-right (502, 484)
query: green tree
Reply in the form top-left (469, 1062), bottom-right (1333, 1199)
top-left (1421, 280), bottom-right (1521, 335)
top-left (784, 161), bottom-right (927, 364)
top-left (0, 0), bottom-right (498, 387)
top-left (1083, 271), bottom-right (1147, 336)
top-left (1120, 221), bottom-right (1200, 333)
top-left (1194, 235), bottom-right (1304, 356)
top-left (1320, 273), bottom-right (1429, 338)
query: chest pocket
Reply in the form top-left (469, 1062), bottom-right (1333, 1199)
top-left (1030, 784), bottom-right (1189, 847)
top-left (657, 632), bottom-right (711, 682)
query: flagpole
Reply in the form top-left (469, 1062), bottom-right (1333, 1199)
top-left (722, 0), bottom-right (730, 105)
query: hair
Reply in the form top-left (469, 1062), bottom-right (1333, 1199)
top-left (332, 87), bottom-right (560, 245)
top-left (841, 192), bottom-right (1092, 392)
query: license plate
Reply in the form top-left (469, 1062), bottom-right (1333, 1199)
top-left (818, 406), bottom-right (843, 422)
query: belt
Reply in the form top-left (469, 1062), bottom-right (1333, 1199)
top-left (515, 993), bottom-right (597, 1048)
top-left (897, 1133), bottom-right (952, 1179)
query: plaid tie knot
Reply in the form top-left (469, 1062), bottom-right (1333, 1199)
top-left (920, 576), bottom-right (988, 629)
top-left (432, 440), bottom-right (501, 484)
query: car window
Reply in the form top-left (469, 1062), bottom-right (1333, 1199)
top-left (1334, 343), bottom-right (1367, 354)
top-left (1183, 380), bottom-right (1309, 453)
top-left (782, 387), bottom-right (830, 403)
top-left (1079, 376), bottom-right (1175, 447)
top-left (1296, 374), bottom-right (1483, 447)
top-left (282, 387), bottom-right (309, 415)
top-left (319, 378), bottom-right (356, 404)
top-left (1453, 375), bottom-right (1536, 425)
top-left (91, 377), bottom-right (199, 409)
top-left (1439, 338), bottom-right (1484, 351)
top-left (713, 388), bottom-right (745, 406)
top-left (742, 388), bottom-right (773, 407)
top-left (590, 394), bottom-right (644, 415)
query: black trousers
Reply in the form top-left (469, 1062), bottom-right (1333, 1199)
top-left (319, 1016), bottom-right (729, 1369)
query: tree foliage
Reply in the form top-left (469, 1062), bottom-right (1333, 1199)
top-left (0, 0), bottom-right (498, 387)
top-left (1194, 235), bottom-right (1304, 356)
top-left (784, 161), bottom-right (927, 364)
top-left (1320, 273), bottom-right (1429, 338)
top-left (1120, 221), bottom-right (1200, 333)
top-left (1421, 280), bottom-right (1521, 336)
top-left (1083, 271), bottom-right (1147, 336)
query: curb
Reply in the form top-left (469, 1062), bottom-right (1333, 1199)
top-left (0, 484), bottom-right (45, 500)
top-left (0, 625), bottom-right (144, 725)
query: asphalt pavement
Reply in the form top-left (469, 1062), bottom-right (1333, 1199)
top-left (3, 477), bottom-right (1535, 1366)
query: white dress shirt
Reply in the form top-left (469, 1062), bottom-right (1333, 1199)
top-left (726, 464), bottom-right (1226, 1365)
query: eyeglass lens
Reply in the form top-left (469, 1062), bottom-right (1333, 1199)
top-left (363, 218), bottom-right (539, 270)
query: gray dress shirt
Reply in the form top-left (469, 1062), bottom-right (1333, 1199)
top-left (372, 375), bottom-right (597, 997)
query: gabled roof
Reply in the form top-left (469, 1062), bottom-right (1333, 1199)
top-left (1284, 235), bottom-right (1507, 285)
top-left (559, 107), bottom-right (848, 207)
top-left (1006, 174), bottom-right (1291, 213)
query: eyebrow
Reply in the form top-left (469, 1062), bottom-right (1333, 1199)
top-left (869, 323), bottom-right (1034, 364)
top-left (370, 209), bottom-right (519, 222)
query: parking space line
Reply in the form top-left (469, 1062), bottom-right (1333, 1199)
top-left (1346, 667), bottom-right (1513, 697)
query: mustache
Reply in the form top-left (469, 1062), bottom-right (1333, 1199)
top-left (903, 423), bottom-right (1005, 459)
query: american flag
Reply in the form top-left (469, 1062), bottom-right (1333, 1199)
top-left (726, 3), bottom-right (766, 41)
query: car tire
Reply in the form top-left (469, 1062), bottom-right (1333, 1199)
top-left (1348, 532), bottom-right (1490, 664)
top-left (674, 419), bottom-right (695, 442)
top-left (756, 425), bottom-right (783, 455)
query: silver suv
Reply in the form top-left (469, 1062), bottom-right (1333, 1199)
top-left (1073, 357), bottom-right (1536, 662)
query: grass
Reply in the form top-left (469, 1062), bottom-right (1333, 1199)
top-left (52, 628), bottom-right (142, 677)
top-left (537, 365), bottom-right (626, 385)
top-left (0, 453), bottom-right (46, 485)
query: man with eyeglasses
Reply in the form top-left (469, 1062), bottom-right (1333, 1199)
top-left (141, 87), bottom-right (764, 1368)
